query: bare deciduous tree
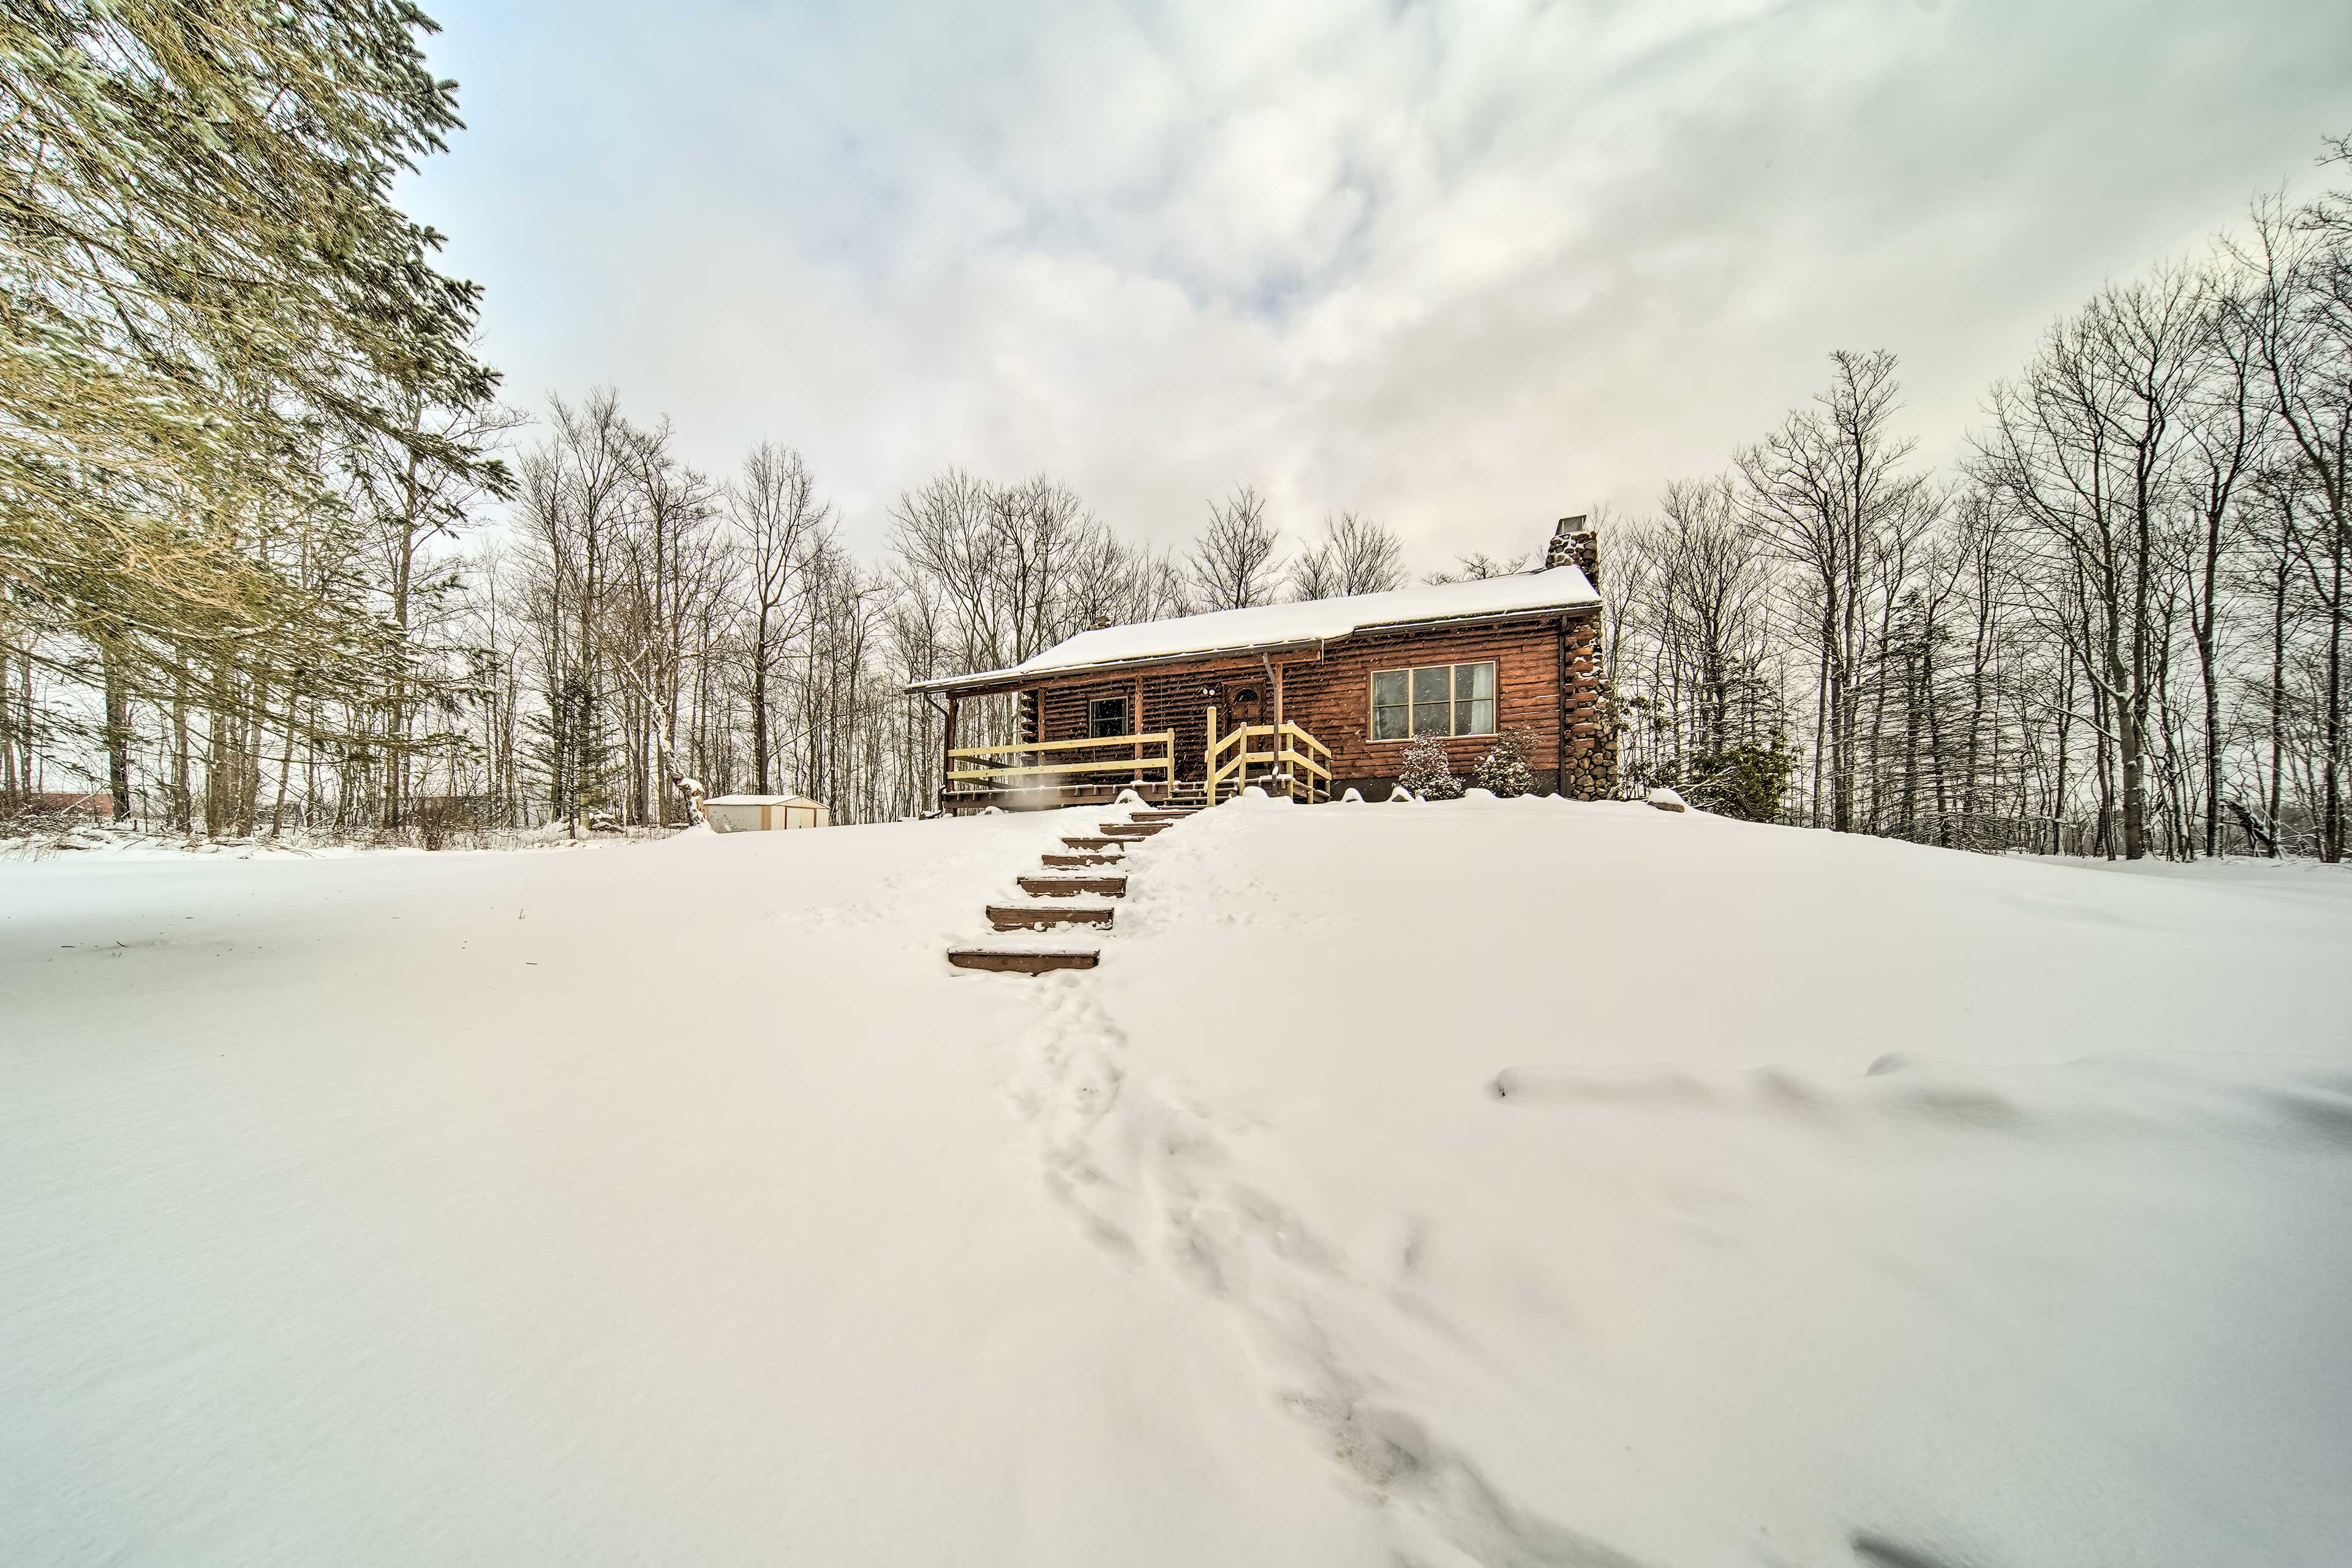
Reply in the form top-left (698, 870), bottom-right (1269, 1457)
top-left (732, 445), bottom-right (831, 794)
top-left (1291, 511), bottom-right (1405, 599)
top-left (1189, 486), bottom-right (1283, 609)
top-left (1740, 348), bottom-right (1934, 834)
top-left (1973, 273), bottom-right (2207, 860)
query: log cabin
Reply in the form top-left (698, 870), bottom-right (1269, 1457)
top-left (907, 516), bottom-right (1617, 812)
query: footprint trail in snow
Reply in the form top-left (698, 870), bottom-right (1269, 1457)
top-left (1003, 978), bottom-right (1650, 1568)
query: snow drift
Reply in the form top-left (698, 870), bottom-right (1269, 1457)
top-left (3, 800), bottom-right (2348, 1566)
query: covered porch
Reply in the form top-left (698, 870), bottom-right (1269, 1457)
top-left (914, 655), bottom-right (1332, 815)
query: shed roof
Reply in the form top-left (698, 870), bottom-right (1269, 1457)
top-left (907, 564), bottom-right (1599, 695)
top-left (703, 794), bottom-right (823, 808)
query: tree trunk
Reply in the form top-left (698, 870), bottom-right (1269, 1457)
top-left (2326, 537), bottom-right (2345, 863)
top-left (2195, 516), bottom-right (2223, 859)
top-left (2269, 546), bottom-right (2288, 855)
top-left (101, 643), bottom-right (132, 820)
top-left (751, 643), bottom-right (772, 796)
top-left (170, 667), bottom-right (191, 833)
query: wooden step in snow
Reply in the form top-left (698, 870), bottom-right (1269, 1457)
top-left (987, 905), bottom-right (1114, 932)
top-left (1019, 874), bottom-right (1126, 899)
top-left (1099, 821), bottom-right (1168, 835)
top-left (1061, 835), bottom-right (1118, 850)
top-left (1041, 851), bottom-right (1121, 867)
top-left (948, 948), bottom-right (1099, 974)
top-left (1129, 810), bottom-right (1194, 822)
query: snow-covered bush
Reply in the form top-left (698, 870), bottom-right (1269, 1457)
top-left (1677, 739), bottom-right (1796, 821)
top-left (1396, 734), bottom-right (1462, 800)
top-left (1340, 788), bottom-right (1365, 804)
top-left (1470, 728), bottom-right (1539, 797)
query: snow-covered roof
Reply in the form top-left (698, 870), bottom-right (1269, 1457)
top-left (703, 794), bottom-right (822, 807)
top-left (908, 564), bottom-right (1599, 694)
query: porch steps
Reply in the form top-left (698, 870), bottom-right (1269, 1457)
top-left (949, 805), bottom-right (1205, 974)
top-left (948, 949), bottom-right (1099, 974)
top-left (1019, 874), bottom-right (1127, 899)
top-left (987, 905), bottom-right (1115, 932)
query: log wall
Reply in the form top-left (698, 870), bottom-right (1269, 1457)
top-left (1022, 607), bottom-right (1616, 799)
top-left (1033, 656), bottom-right (1275, 778)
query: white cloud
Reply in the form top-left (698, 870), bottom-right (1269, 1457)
top-left (410, 0), bottom-right (2352, 567)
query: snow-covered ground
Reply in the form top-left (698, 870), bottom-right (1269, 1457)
top-left (0, 823), bottom-right (412, 862)
top-left (0, 820), bottom-right (666, 862)
top-left (4, 799), bottom-right (2348, 1566)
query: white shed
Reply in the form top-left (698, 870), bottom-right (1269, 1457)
top-left (700, 794), bottom-right (830, 832)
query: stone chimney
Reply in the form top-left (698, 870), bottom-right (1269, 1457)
top-left (1544, 514), bottom-right (1597, 588)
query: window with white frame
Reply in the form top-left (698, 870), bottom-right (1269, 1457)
top-left (1370, 662), bottom-right (1495, 741)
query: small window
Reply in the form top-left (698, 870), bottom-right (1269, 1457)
top-left (1088, 696), bottom-right (1130, 739)
top-left (1371, 671), bottom-right (1409, 740)
top-left (1457, 661), bottom-right (1495, 736)
top-left (1369, 662), bottom-right (1496, 739)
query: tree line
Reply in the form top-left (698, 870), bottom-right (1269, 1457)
top-left (2, 9), bottom-right (2343, 862)
top-left (1608, 138), bottom-right (2350, 862)
top-left (385, 424), bottom-right (1428, 836)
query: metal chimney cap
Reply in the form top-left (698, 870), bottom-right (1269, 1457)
top-left (1554, 513), bottom-right (1590, 537)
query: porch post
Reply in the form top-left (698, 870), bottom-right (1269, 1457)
top-left (1270, 662), bottom-right (1286, 799)
top-left (1134, 674), bottom-right (1145, 783)
top-left (943, 693), bottom-right (959, 812)
top-left (1205, 705), bottom-right (1219, 804)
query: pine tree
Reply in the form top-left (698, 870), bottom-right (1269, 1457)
top-left (1471, 728), bottom-right (1540, 797)
top-left (1396, 734), bottom-right (1462, 799)
top-left (526, 670), bottom-right (615, 837)
top-left (1683, 737), bottom-right (1798, 821)
top-left (0, 1), bottom-right (505, 749)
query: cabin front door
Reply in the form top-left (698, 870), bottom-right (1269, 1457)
top-left (1230, 685), bottom-right (1264, 730)
top-left (1199, 682), bottom-right (1267, 796)
top-left (1228, 685), bottom-right (1268, 794)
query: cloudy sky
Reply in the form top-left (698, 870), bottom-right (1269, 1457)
top-left (408, 0), bottom-right (2352, 568)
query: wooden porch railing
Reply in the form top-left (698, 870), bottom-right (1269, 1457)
top-left (946, 731), bottom-right (1175, 801)
top-left (1205, 709), bottom-right (1330, 804)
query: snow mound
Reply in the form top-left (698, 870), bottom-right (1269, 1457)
top-left (3, 802), bottom-right (2348, 1566)
top-left (1088, 801), bottom-right (2352, 1566)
